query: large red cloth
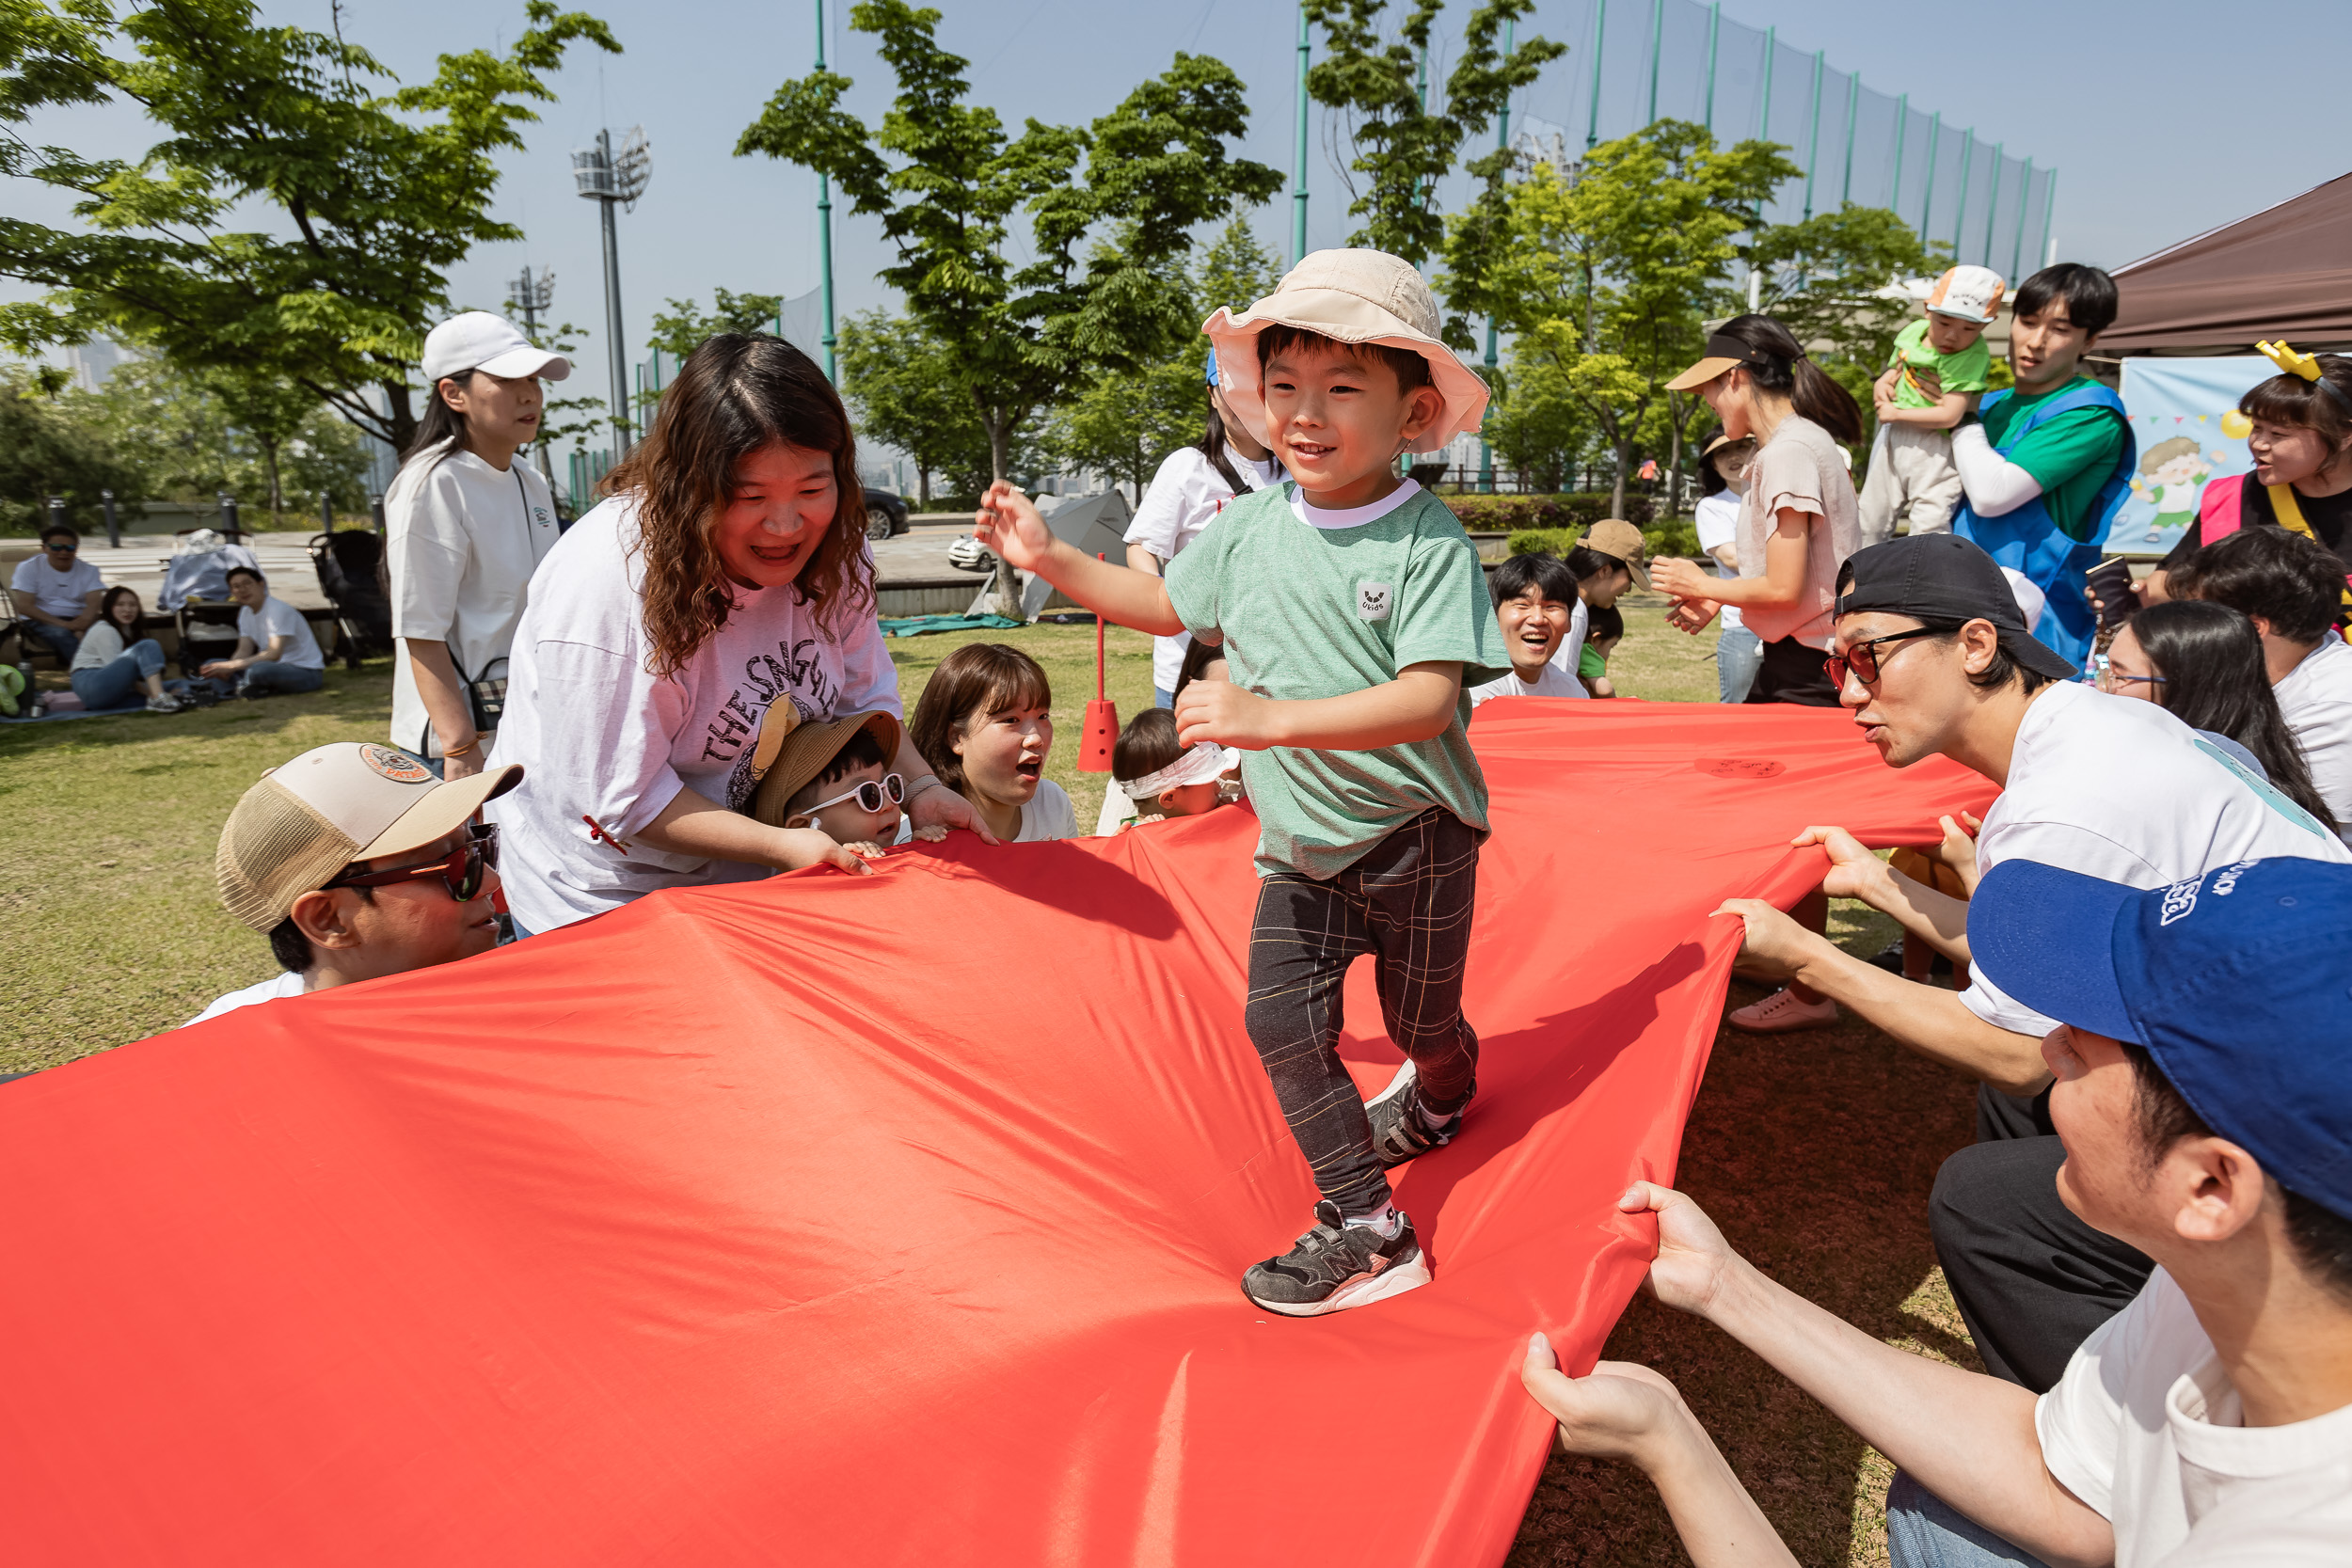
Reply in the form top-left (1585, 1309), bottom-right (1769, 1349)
top-left (0, 702), bottom-right (1994, 1566)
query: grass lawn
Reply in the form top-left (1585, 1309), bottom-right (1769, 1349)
top-left (2, 594), bottom-right (1981, 1566)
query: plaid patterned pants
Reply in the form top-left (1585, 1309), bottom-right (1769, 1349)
top-left (1245, 809), bottom-right (1482, 1216)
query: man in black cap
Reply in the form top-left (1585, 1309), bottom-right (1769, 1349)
top-left (1716, 532), bottom-right (2348, 1391)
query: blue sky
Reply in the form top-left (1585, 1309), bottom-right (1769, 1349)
top-left (10, 0), bottom-right (2343, 419)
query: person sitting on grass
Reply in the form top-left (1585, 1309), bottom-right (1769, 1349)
top-left (1720, 532), bottom-right (2348, 1397)
top-left (2100, 598), bottom-right (2335, 832)
top-left (1106, 707), bottom-right (1230, 830)
top-left (1578, 603), bottom-right (1623, 698)
top-left (1471, 552), bottom-right (1586, 705)
top-left (907, 641), bottom-right (1075, 844)
top-left (975, 246), bottom-right (1510, 1316)
top-left (8, 523), bottom-right (103, 664)
top-left (749, 708), bottom-right (946, 860)
top-left (70, 587), bottom-right (182, 713)
top-left (199, 566), bottom-right (326, 698)
top-left (191, 742), bottom-right (520, 1023)
top-left (1521, 853), bottom-right (2352, 1568)
top-left (2169, 527), bottom-right (2352, 840)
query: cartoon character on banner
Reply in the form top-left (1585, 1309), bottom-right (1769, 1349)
top-left (2128, 436), bottom-right (2226, 546)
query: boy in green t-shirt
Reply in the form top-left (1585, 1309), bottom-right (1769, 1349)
top-left (1859, 264), bottom-right (2005, 547)
top-left (974, 249), bottom-right (1509, 1317)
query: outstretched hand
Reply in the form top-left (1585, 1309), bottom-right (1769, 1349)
top-left (972, 481), bottom-right (1059, 574)
top-left (1646, 557), bottom-right (1715, 604)
top-left (1519, 1334), bottom-right (1691, 1466)
top-left (1664, 596), bottom-right (1721, 636)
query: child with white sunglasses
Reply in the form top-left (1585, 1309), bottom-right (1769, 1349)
top-left (749, 709), bottom-right (948, 861)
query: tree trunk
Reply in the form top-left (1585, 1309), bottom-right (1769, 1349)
top-left (383, 380), bottom-right (418, 458)
top-left (1610, 436), bottom-right (1629, 519)
top-left (917, 467), bottom-right (932, 507)
top-left (1666, 403), bottom-right (1684, 521)
top-left (262, 436), bottom-right (282, 525)
top-left (983, 411), bottom-right (1023, 620)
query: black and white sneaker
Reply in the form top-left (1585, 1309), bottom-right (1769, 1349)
top-left (1365, 1061), bottom-right (1468, 1168)
top-left (1241, 1200), bottom-right (1431, 1317)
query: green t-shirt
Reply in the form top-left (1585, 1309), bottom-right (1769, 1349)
top-left (1886, 317), bottom-right (1994, 409)
top-left (1577, 642), bottom-right (1606, 679)
top-left (1981, 377), bottom-right (2131, 544)
top-left (1163, 482), bottom-right (1509, 880)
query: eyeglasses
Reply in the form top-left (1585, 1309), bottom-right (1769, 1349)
top-left (1822, 627), bottom-right (1944, 689)
top-left (323, 822), bottom-right (500, 903)
top-left (2092, 655), bottom-right (2167, 694)
top-left (802, 772), bottom-right (905, 817)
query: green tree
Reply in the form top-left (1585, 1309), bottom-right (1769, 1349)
top-left (647, 289), bottom-right (788, 361)
top-left (1751, 204), bottom-right (1949, 409)
top-left (1192, 215), bottom-right (1287, 313)
top-left (0, 367), bottom-right (140, 535)
top-left (835, 309), bottom-right (990, 506)
top-left (737, 0), bottom-right (1280, 612)
top-left (0, 0), bottom-right (619, 454)
top-left (1482, 349), bottom-right (1590, 494)
top-left (1443, 121), bottom-right (1797, 515)
top-left (81, 357), bottom-right (369, 517)
top-left (1046, 357), bottom-right (1204, 505)
top-left (1303, 0), bottom-right (1563, 266)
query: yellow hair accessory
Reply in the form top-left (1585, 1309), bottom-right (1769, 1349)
top-left (2259, 340), bottom-right (2323, 382)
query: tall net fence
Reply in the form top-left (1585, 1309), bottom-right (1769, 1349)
top-left (1512, 0), bottom-right (2053, 274)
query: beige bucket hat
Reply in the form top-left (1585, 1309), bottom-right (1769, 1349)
top-left (1580, 518), bottom-right (1652, 589)
top-left (746, 705), bottom-right (905, 829)
top-left (1203, 249), bottom-right (1489, 455)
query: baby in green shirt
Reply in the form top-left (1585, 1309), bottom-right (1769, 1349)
top-left (1860, 264), bottom-right (2005, 546)
top-left (974, 248), bottom-right (1508, 1319)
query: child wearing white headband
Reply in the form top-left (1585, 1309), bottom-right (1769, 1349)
top-left (1108, 708), bottom-right (1230, 829)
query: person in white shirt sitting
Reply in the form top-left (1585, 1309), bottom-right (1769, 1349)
top-left (2169, 525), bottom-right (2352, 842)
top-left (1471, 553), bottom-right (1588, 705)
top-left (200, 566), bottom-right (326, 697)
top-left (1519, 853), bottom-right (2352, 1568)
top-left (189, 742), bottom-right (521, 1024)
top-left (8, 523), bottom-right (103, 663)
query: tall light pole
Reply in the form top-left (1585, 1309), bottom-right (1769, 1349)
top-left (1481, 17), bottom-right (1512, 495)
top-left (814, 0), bottom-right (837, 380)
top-left (505, 264), bottom-right (558, 490)
top-left (1292, 5), bottom-right (1310, 264)
top-left (573, 125), bottom-right (651, 456)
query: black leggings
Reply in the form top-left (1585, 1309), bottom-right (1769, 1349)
top-left (1244, 809), bottom-right (1482, 1216)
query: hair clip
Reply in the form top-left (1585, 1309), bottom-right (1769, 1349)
top-left (2258, 340), bottom-right (2323, 382)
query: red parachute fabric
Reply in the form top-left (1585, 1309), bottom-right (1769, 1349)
top-left (0, 701), bottom-right (1995, 1567)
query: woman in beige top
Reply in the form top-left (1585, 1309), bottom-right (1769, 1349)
top-left (1650, 315), bottom-right (1865, 705)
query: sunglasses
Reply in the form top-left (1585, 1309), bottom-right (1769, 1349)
top-left (323, 822), bottom-right (500, 903)
top-left (802, 771), bottom-right (905, 816)
top-left (1822, 627), bottom-right (1944, 689)
top-left (44, 542), bottom-right (76, 553)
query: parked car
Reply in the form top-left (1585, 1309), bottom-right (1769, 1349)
top-left (862, 488), bottom-right (910, 541)
top-left (946, 534), bottom-right (996, 574)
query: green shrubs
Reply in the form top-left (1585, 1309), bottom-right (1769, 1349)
top-left (1505, 516), bottom-right (1706, 563)
top-left (1442, 491), bottom-right (1655, 533)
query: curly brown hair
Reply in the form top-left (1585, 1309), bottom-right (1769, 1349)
top-left (602, 333), bottom-right (872, 680)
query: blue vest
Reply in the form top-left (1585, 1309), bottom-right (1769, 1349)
top-left (1952, 380), bottom-right (2135, 673)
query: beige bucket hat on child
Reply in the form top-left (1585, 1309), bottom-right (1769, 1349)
top-left (1203, 249), bottom-right (1489, 455)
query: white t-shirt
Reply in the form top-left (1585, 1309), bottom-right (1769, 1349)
top-left (71, 619), bottom-right (131, 672)
top-left (2274, 632), bottom-right (2352, 843)
top-left (2037, 1267), bottom-right (2352, 1567)
top-left (186, 970), bottom-right (306, 1026)
top-left (1547, 595), bottom-right (1593, 681)
top-left (1126, 446), bottom-right (1280, 694)
top-left (10, 553), bottom-right (103, 619)
top-left (387, 448), bottom-right (562, 755)
top-left (1692, 490), bottom-right (1745, 632)
top-left (1961, 681), bottom-right (2352, 1036)
top-left (1470, 660), bottom-right (1588, 706)
top-left (487, 496), bottom-right (902, 932)
top-left (1017, 778), bottom-right (1078, 842)
top-left (237, 596), bottom-right (326, 670)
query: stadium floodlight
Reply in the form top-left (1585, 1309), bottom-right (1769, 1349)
top-left (572, 127), bottom-right (652, 454)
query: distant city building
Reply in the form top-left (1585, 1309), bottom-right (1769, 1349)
top-left (67, 338), bottom-right (124, 389)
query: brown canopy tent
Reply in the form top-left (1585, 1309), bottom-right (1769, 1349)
top-left (2103, 172), bottom-right (2352, 354)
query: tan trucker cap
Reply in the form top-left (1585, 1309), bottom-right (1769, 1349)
top-left (215, 742), bottom-right (522, 932)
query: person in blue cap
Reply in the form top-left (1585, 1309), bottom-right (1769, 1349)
top-left (1518, 854), bottom-right (2352, 1568)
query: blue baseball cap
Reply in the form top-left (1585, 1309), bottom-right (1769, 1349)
top-left (1205, 349), bottom-right (1219, 388)
top-left (1970, 856), bottom-right (2352, 1215)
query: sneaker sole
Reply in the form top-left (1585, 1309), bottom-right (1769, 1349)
top-left (1726, 1008), bottom-right (1839, 1035)
top-left (1246, 1248), bottom-right (1433, 1318)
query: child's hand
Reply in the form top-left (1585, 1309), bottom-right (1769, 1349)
top-left (908, 823), bottom-right (948, 843)
top-left (1591, 677), bottom-right (1615, 698)
top-left (1173, 677), bottom-right (1279, 750)
top-left (972, 481), bottom-right (1059, 574)
top-left (844, 841), bottom-right (886, 859)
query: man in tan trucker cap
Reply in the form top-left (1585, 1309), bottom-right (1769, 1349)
top-left (192, 742), bottom-right (521, 1024)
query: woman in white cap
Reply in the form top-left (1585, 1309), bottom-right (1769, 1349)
top-left (386, 310), bottom-right (569, 779)
top-left (1122, 352), bottom-right (1284, 711)
top-left (489, 333), bottom-right (990, 936)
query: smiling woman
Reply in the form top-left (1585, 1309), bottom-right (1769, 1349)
top-left (485, 333), bottom-right (992, 935)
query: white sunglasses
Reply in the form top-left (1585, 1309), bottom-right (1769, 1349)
top-left (803, 771), bottom-right (906, 816)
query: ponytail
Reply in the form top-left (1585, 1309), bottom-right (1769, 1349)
top-left (1193, 398), bottom-right (1248, 497)
top-left (1708, 313), bottom-right (1865, 444)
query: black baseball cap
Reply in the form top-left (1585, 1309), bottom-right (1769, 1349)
top-left (1833, 535), bottom-right (2078, 681)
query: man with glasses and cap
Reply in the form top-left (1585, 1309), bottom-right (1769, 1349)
top-left (9, 523), bottom-right (104, 664)
top-left (1715, 532), bottom-right (2348, 1392)
top-left (188, 742), bottom-right (522, 1024)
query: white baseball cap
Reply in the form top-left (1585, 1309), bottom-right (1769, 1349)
top-left (215, 743), bottom-right (522, 932)
top-left (1925, 265), bottom-right (2006, 325)
top-left (421, 310), bottom-right (572, 384)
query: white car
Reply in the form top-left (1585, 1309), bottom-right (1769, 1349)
top-left (946, 534), bottom-right (997, 574)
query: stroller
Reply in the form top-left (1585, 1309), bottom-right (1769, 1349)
top-left (309, 531), bottom-right (393, 670)
top-left (159, 529), bottom-right (262, 678)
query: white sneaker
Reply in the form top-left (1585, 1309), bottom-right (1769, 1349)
top-left (145, 692), bottom-right (184, 713)
top-left (1727, 986), bottom-right (1839, 1034)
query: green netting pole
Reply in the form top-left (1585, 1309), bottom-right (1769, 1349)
top-left (2041, 170), bottom-right (2058, 268)
top-left (1645, 0), bottom-right (1662, 125)
top-left (1482, 18), bottom-right (1512, 495)
top-left (1292, 5), bottom-right (1309, 263)
top-left (815, 0), bottom-right (836, 381)
top-left (1703, 3), bottom-right (1719, 133)
top-left (1586, 0), bottom-right (1607, 151)
top-left (1839, 70), bottom-right (1858, 207)
top-left (1889, 92), bottom-right (1907, 211)
top-left (1981, 142), bottom-right (2003, 267)
top-left (2011, 157), bottom-right (2033, 279)
top-left (1952, 129), bottom-right (1973, 252)
top-left (1801, 49), bottom-right (1822, 221)
top-left (1920, 111), bottom-right (1940, 237)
